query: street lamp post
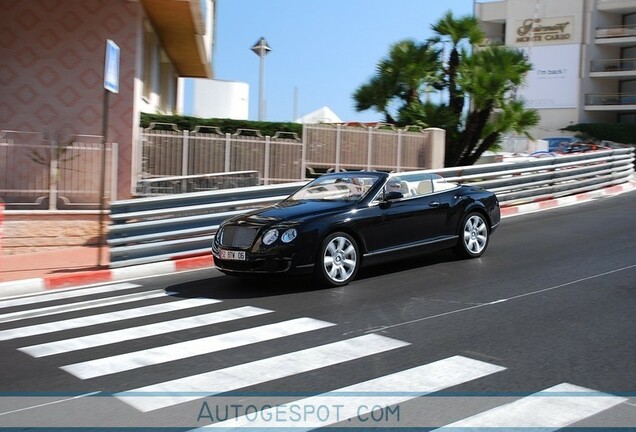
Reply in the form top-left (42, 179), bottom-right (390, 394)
top-left (251, 37), bottom-right (271, 121)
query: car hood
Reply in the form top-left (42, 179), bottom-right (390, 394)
top-left (229, 199), bottom-right (353, 225)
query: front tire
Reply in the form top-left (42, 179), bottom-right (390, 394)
top-left (316, 232), bottom-right (360, 287)
top-left (454, 212), bottom-right (489, 258)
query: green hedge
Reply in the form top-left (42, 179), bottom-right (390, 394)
top-left (563, 123), bottom-right (636, 145)
top-left (140, 113), bottom-right (303, 137)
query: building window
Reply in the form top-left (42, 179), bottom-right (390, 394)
top-left (159, 61), bottom-right (177, 113)
top-left (142, 22), bottom-right (156, 101)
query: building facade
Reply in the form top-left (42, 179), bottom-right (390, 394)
top-left (476, 0), bottom-right (636, 138)
top-left (0, 0), bottom-right (215, 201)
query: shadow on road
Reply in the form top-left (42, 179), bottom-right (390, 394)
top-left (166, 249), bottom-right (460, 300)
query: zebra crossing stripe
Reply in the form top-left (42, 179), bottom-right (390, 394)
top-left (195, 355), bottom-right (506, 430)
top-left (0, 290), bottom-right (166, 324)
top-left (61, 317), bottom-right (337, 379)
top-left (0, 283), bottom-right (142, 310)
top-left (434, 382), bottom-right (627, 430)
top-left (116, 333), bottom-right (410, 412)
top-left (19, 306), bottom-right (273, 358)
top-left (0, 297), bottom-right (220, 341)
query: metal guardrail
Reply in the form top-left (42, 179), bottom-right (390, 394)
top-left (136, 170), bottom-right (260, 196)
top-left (108, 149), bottom-right (635, 268)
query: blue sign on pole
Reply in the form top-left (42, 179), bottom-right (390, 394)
top-left (104, 39), bottom-right (120, 94)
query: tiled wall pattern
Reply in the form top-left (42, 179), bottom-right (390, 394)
top-left (0, 0), bottom-right (140, 199)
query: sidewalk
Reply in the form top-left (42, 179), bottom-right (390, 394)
top-left (0, 245), bottom-right (109, 283)
top-left (0, 244), bottom-right (214, 298)
top-left (0, 179), bottom-right (634, 298)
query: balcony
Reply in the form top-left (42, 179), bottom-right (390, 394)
top-left (596, 24), bottom-right (636, 46)
top-left (585, 93), bottom-right (636, 110)
top-left (590, 58), bottom-right (636, 78)
top-left (597, 0), bottom-right (636, 14)
top-left (140, 0), bottom-right (212, 78)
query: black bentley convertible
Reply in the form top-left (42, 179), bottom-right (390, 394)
top-left (212, 171), bottom-right (500, 286)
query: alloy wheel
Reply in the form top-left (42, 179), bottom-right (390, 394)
top-left (322, 235), bottom-right (358, 284)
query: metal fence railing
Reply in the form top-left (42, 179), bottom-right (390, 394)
top-left (139, 125), bottom-right (304, 186)
top-left (108, 148), bottom-right (635, 268)
top-left (0, 130), bottom-right (118, 210)
top-left (590, 57), bottom-right (636, 73)
top-left (585, 93), bottom-right (636, 105)
top-left (137, 123), bottom-right (442, 190)
top-left (596, 24), bottom-right (636, 38)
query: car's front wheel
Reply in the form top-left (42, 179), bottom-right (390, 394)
top-left (316, 232), bottom-right (360, 287)
top-left (454, 212), bottom-right (489, 258)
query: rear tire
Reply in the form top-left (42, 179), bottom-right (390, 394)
top-left (316, 232), bottom-right (360, 287)
top-left (454, 212), bottom-right (489, 258)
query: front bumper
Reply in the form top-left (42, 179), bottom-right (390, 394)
top-left (212, 242), bottom-right (313, 276)
top-left (213, 252), bottom-right (293, 274)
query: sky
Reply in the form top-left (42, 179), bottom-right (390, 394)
top-left (211, 0), bottom-right (476, 123)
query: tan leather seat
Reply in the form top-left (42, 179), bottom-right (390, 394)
top-left (417, 180), bottom-right (433, 195)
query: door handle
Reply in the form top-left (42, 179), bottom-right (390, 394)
top-left (429, 201), bottom-right (441, 208)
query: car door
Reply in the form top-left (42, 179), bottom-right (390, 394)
top-left (364, 192), bottom-right (449, 252)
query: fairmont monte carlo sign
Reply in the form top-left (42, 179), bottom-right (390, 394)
top-left (515, 17), bottom-right (573, 45)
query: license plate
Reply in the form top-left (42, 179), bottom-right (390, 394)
top-left (219, 249), bottom-right (246, 261)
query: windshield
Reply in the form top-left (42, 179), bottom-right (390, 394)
top-left (288, 174), bottom-right (380, 202)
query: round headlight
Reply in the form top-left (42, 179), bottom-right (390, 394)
top-left (281, 228), bottom-right (297, 243)
top-left (262, 229), bottom-right (279, 245)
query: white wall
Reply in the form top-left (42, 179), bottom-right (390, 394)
top-left (184, 79), bottom-right (249, 120)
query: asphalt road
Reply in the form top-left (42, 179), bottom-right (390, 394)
top-left (0, 191), bottom-right (634, 430)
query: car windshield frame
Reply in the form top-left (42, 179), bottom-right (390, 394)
top-left (286, 172), bottom-right (384, 203)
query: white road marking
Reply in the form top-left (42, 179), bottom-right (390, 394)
top-left (116, 334), bottom-right (410, 412)
top-left (368, 263), bottom-right (636, 333)
top-left (19, 306), bottom-right (272, 357)
top-left (61, 317), bottom-right (336, 379)
top-left (434, 383), bottom-right (627, 429)
top-left (0, 392), bottom-right (100, 417)
top-left (0, 283), bottom-right (141, 310)
top-left (0, 297), bottom-right (220, 341)
top-left (195, 355), bottom-right (506, 430)
top-left (0, 290), bottom-right (166, 324)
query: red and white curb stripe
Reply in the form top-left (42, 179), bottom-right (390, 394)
top-left (501, 181), bottom-right (635, 217)
top-left (0, 255), bottom-right (214, 298)
top-left (1, 179), bottom-right (634, 298)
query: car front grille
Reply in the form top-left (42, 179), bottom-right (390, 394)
top-left (218, 225), bottom-right (259, 248)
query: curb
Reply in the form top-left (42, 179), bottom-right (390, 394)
top-left (0, 255), bottom-right (214, 298)
top-left (500, 180), bottom-right (635, 217)
top-left (0, 179), bottom-right (634, 298)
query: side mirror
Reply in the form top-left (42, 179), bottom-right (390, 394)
top-left (379, 191), bottom-right (403, 209)
top-left (384, 191), bottom-right (403, 201)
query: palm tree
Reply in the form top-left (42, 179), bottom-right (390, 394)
top-left (353, 40), bottom-right (440, 123)
top-left (352, 11), bottom-right (539, 167)
top-left (468, 100), bottom-right (540, 165)
top-left (450, 46), bottom-right (536, 166)
top-left (430, 11), bottom-right (484, 120)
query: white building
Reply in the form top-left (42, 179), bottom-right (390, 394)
top-left (476, 0), bottom-right (636, 138)
top-left (295, 106), bottom-right (343, 124)
top-left (180, 79), bottom-right (249, 120)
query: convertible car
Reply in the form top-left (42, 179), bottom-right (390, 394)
top-left (212, 171), bottom-right (501, 287)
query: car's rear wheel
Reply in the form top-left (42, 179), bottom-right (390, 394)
top-left (316, 232), bottom-right (359, 287)
top-left (454, 212), bottom-right (489, 258)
